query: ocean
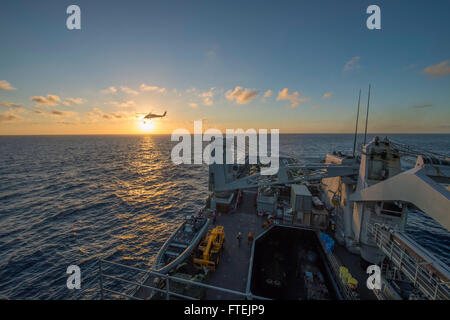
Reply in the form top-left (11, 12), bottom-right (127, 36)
top-left (0, 134), bottom-right (449, 299)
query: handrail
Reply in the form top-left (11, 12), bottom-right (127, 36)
top-left (103, 288), bottom-right (143, 300)
top-left (97, 258), bottom-right (271, 300)
top-left (318, 239), bottom-right (359, 300)
top-left (368, 223), bottom-right (450, 300)
top-left (391, 140), bottom-right (449, 160)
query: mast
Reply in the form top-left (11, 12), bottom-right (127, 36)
top-left (352, 89), bottom-right (361, 157)
top-left (363, 84), bottom-right (371, 145)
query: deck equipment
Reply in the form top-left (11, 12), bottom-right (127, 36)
top-left (193, 226), bottom-right (225, 271)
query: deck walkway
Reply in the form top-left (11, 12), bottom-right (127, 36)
top-left (205, 190), bottom-right (265, 299)
top-left (332, 243), bottom-right (377, 300)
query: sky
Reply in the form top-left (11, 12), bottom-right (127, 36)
top-left (0, 0), bottom-right (449, 134)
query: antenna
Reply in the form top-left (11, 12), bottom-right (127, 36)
top-left (363, 84), bottom-right (371, 145)
top-left (352, 89), bottom-right (361, 157)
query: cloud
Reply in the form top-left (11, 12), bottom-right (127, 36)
top-left (189, 103), bottom-right (198, 108)
top-left (203, 97), bottom-right (213, 106)
top-left (412, 103), bottom-right (433, 109)
top-left (98, 111), bottom-right (113, 119)
top-left (322, 92), bottom-right (332, 99)
top-left (344, 56), bottom-right (360, 71)
top-left (64, 97), bottom-right (85, 105)
top-left (200, 88), bottom-right (214, 97)
top-left (263, 90), bottom-right (273, 98)
top-left (120, 86), bottom-right (139, 95)
top-left (276, 88), bottom-right (310, 107)
top-left (30, 94), bottom-right (61, 106)
top-left (262, 89), bottom-right (273, 102)
top-left (0, 107), bottom-right (28, 123)
top-left (67, 98), bottom-right (84, 104)
top-left (92, 107), bottom-right (110, 119)
top-left (0, 80), bottom-right (16, 91)
top-left (185, 88), bottom-right (197, 93)
top-left (107, 100), bottom-right (136, 108)
top-left (91, 107), bottom-right (134, 120)
top-left (30, 95), bottom-right (85, 107)
top-left (225, 86), bottom-right (259, 104)
top-left (50, 109), bottom-right (76, 117)
top-left (199, 88), bottom-right (215, 106)
top-left (51, 110), bottom-right (66, 116)
top-left (422, 60), bottom-right (450, 79)
top-left (56, 121), bottom-right (76, 125)
top-left (1, 102), bottom-right (22, 108)
top-left (111, 111), bottom-right (135, 119)
top-left (0, 113), bottom-right (21, 122)
top-left (101, 86), bottom-right (117, 94)
top-left (140, 83), bottom-right (166, 93)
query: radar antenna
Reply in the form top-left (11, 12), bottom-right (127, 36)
top-left (352, 89), bottom-right (361, 157)
top-left (363, 84), bottom-right (371, 145)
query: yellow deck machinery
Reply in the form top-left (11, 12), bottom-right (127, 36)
top-left (193, 226), bottom-right (225, 271)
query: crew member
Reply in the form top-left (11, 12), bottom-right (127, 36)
top-left (248, 232), bottom-right (254, 247)
top-left (237, 232), bottom-right (242, 247)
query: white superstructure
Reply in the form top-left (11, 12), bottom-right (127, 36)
top-left (206, 136), bottom-right (450, 299)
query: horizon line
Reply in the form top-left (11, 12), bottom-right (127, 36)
top-left (1, 132), bottom-right (449, 136)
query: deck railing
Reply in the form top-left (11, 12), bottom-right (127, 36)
top-left (97, 259), bottom-right (270, 300)
top-left (367, 223), bottom-right (450, 300)
top-left (317, 239), bottom-right (359, 300)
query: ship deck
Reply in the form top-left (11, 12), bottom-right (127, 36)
top-left (135, 190), bottom-right (376, 300)
top-left (333, 243), bottom-right (377, 300)
top-left (205, 190), bottom-right (264, 299)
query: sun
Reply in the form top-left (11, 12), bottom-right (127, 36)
top-left (138, 120), bottom-right (155, 132)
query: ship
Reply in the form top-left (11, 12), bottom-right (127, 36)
top-left (96, 134), bottom-right (449, 301)
top-left (96, 91), bottom-right (450, 300)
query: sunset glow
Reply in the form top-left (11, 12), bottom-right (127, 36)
top-left (0, 1), bottom-right (449, 135)
top-left (1, 0), bottom-right (450, 305)
top-left (138, 120), bottom-right (155, 133)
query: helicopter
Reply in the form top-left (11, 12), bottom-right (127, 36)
top-left (137, 111), bottom-right (167, 124)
